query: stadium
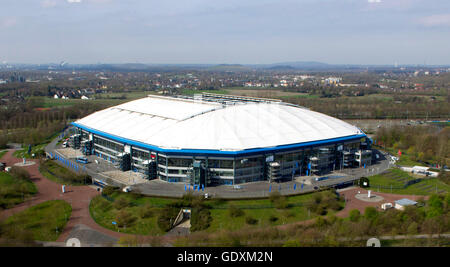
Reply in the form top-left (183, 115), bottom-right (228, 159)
top-left (70, 93), bottom-right (372, 187)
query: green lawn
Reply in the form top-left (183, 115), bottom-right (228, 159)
top-left (90, 190), bottom-right (343, 235)
top-left (206, 193), bottom-right (341, 232)
top-left (0, 172), bottom-right (37, 209)
top-left (89, 193), bottom-right (175, 235)
top-left (367, 168), bottom-right (450, 195)
top-left (13, 143), bottom-right (47, 159)
top-left (0, 200), bottom-right (71, 241)
top-left (39, 160), bottom-right (89, 186)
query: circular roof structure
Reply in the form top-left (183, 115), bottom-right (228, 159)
top-left (74, 95), bottom-right (365, 153)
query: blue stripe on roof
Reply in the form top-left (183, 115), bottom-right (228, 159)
top-left (71, 122), bottom-right (366, 157)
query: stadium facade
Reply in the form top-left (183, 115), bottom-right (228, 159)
top-left (71, 93), bottom-right (372, 186)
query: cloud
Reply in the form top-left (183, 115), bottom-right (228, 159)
top-left (419, 13), bottom-right (450, 27)
top-left (41, 0), bottom-right (57, 8)
top-left (368, 0), bottom-right (381, 3)
top-left (0, 17), bottom-right (17, 29)
top-left (67, 0), bottom-right (82, 3)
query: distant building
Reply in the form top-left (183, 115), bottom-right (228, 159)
top-left (325, 77), bottom-right (342, 85)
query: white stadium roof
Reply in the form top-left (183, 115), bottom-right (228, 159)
top-left (74, 95), bottom-right (364, 151)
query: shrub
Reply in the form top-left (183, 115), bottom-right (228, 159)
top-left (282, 210), bottom-right (296, 218)
top-left (138, 204), bottom-right (154, 219)
top-left (113, 197), bottom-right (130, 210)
top-left (407, 222), bottom-right (418, 235)
top-left (315, 216), bottom-right (327, 228)
top-left (269, 191), bottom-right (282, 203)
top-left (95, 197), bottom-right (111, 211)
top-left (102, 185), bottom-right (117, 196)
top-left (191, 207), bottom-right (212, 232)
top-left (9, 166), bottom-right (31, 181)
top-left (245, 216), bottom-right (258, 225)
top-left (274, 196), bottom-right (289, 209)
top-left (157, 207), bottom-right (179, 232)
top-left (115, 210), bottom-right (135, 228)
top-left (228, 205), bottom-right (245, 218)
top-left (283, 239), bottom-right (301, 247)
top-left (117, 236), bottom-right (139, 247)
top-left (364, 207), bottom-right (378, 222)
top-left (269, 215), bottom-right (278, 223)
top-left (426, 194), bottom-right (444, 218)
top-left (349, 209), bottom-right (361, 222)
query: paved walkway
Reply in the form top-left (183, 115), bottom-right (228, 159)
top-left (0, 150), bottom-right (134, 244)
top-left (0, 149), bottom-right (430, 246)
top-left (275, 186), bottom-right (428, 231)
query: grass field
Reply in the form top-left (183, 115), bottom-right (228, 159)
top-left (13, 143), bottom-right (47, 159)
top-left (90, 190), bottom-right (343, 235)
top-left (206, 192), bottom-right (343, 232)
top-left (367, 168), bottom-right (450, 195)
top-left (39, 160), bottom-right (89, 186)
top-left (0, 172), bottom-right (37, 210)
top-left (0, 200), bottom-right (71, 241)
top-left (89, 193), bottom-right (175, 235)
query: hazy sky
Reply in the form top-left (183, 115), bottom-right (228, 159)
top-left (1, 0), bottom-right (450, 65)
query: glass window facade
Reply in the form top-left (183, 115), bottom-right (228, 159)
top-left (79, 127), bottom-right (370, 185)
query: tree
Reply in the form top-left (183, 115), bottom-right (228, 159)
top-left (115, 210), bottom-right (135, 228)
top-left (228, 205), bottom-right (245, 218)
top-left (407, 222), bottom-right (418, 235)
top-left (138, 203), bottom-right (154, 219)
top-left (364, 207), bottom-right (378, 222)
top-left (427, 194), bottom-right (443, 218)
top-left (113, 197), bottom-right (130, 210)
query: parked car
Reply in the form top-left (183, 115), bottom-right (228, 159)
top-left (123, 186), bottom-right (132, 192)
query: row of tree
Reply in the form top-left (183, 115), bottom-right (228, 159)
top-left (375, 125), bottom-right (449, 166)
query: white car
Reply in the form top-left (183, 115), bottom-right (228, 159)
top-left (123, 186), bottom-right (132, 192)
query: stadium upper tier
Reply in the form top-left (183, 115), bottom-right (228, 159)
top-left (73, 95), bottom-right (365, 152)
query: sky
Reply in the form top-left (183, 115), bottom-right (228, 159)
top-left (1, 0), bottom-right (450, 65)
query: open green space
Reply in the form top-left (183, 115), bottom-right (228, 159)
top-left (90, 189), bottom-right (344, 235)
top-left (89, 192), bottom-right (175, 236)
top-left (0, 170), bottom-right (37, 210)
top-left (0, 200), bottom-right (71, 241)
top-left (367, 168), bottom-right (450, 195)
top-left (13, 143), bottom-right (47, 159)
top-left (204, 193), bottom-right (333, 232)
top-left (39, 159), bottom-right (91, 186)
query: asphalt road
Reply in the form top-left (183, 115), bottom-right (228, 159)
top-left (45, 133), bottom-right (392, 199)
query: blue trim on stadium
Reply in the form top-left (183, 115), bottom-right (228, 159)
top-left (71, 122), bottom-right (367, 157)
